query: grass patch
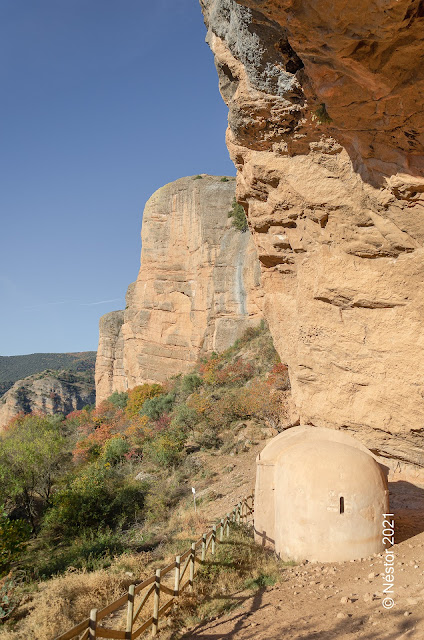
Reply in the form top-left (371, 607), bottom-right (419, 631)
top-left (162, 524), bottom-right (292, 637)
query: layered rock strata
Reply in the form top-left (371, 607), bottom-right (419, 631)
top-left (0, 372), bottom-right (96, 430)
top-left (95, 175), bottom-right (263, 404)
top-left (201, 0), bottom-right (424, 479)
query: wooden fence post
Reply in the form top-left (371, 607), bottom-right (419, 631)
top-left (174, 555), bottom-right (181, 596)
top-left (212, 525), bottom-right (216, 555)
top-left (201, 533), bottom-right (207, 563)
top-left (125, 584), bottom-right (135, 639)
top-left (236, 502), bottom-right (241, 525)
top-left (189, 542), bottom-right (196, 591)
top-left (220, 518), bottom-right (224, 542)
top-left (226, 513), bottom-right (230, 537)
top-left (152, 569), bottom-right (161, 637)
top-left (89, 609), bottom-right (97, 640)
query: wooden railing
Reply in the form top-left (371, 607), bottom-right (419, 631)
top-left (54, 494), bottom-right (254, 640)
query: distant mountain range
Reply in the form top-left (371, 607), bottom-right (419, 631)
top-left (0, 352), bottom-right (97, 397)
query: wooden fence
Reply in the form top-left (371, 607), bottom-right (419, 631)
top-left (54, 494), bottom-right (254, 640)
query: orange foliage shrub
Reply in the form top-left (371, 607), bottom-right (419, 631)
top-left (266, 362), bottom-right (290, 390)
top-left (198, 354), bottom-right (223, 386)
top-left (187, 381), bottom-right (283, 431)
top-left (215, 360), bottom-right (254, 385)
top-left (199, 354), bottom-right (254, 387)
top-left (72, 423), bottom-right (114, 463)
top-left (124, 415), bottom-right (153, 446)
top-left (125, 384), bottom-right (164, 418)
top-left (186, 392), bottom-right (212, 416)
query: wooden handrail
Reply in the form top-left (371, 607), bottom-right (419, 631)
top-left (54, 493), bottom-right (254, 640)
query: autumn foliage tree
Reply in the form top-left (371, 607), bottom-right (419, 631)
top-left (125, 383), bottom-right (164, 418)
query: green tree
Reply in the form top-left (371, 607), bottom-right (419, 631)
top-left (141, 393), bottom-right (175, 420)
top-left (43, 463), bottom-right (146, 537)
top-left (107, 390), bottom-right (128, 409)
top-left (101, 436), bottom-right (129, 464)
top-left (0, 415), bottom-right (67, 529)
top-left (228, 197), bottom-right (248, 232)
top-left (0, 507), bottom-right (31, 575)
top-left (181, 373), bottom-right (203, 395)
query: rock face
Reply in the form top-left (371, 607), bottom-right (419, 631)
top-left (201, 0), bottom-right (424, 480)
top-left (95, 175), bottom-right (263, 404)
top-left (0, 372), bottom-right (96, 430)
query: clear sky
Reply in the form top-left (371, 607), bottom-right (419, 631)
top-left (0, 0), bottom-right (234, 356)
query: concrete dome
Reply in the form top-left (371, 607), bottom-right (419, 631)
top-left (254, 425), bottom-right (383, 551)
top-left (274, 440), bottom-right (389, 562)
top-left (254, 426), bottom-right (389, 561)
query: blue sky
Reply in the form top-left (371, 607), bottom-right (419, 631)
top-left (0, 0), bottom-right (234, 356)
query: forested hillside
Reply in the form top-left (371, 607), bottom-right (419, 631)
top-left (0, 352), bottom-right (96, 397)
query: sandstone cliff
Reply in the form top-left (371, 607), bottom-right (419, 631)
top-left (0, 370), bottom-right (96, 430)
top-left (95, 175), bottom-right (263, 404)
top-left (201, 0), bottom-right (424, 480)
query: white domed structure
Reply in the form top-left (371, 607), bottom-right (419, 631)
top-left (254, 426), bottom-right (389, 562)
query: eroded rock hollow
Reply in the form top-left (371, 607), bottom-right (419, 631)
top-left (200, 0), bottom-right (424, 479)
top-left (95, 176), bottom-right (263, 404)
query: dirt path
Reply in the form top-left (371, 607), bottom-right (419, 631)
top-left (182, 531), bottom-right (424, 639)
top-left (180, 451), bottom-right (424, 640)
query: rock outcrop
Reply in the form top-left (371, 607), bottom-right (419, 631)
top-left (0, 371), bottom-right (96, 430)
top-left (95, 175), bottom-right (263, 404)
top-left (201, 0), bottom-right (424, 480)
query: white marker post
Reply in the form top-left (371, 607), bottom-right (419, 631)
top-left (192, 487), bottom-right (197, 513)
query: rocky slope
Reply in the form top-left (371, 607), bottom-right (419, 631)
top-left (200, 0), bottom-right (424, 481)
top-left (95, 175), bottom-right (263, 404)
top-left (0, 351), bottom-right (96, 398)
top-left (0, 370), bottom-right (95, 430)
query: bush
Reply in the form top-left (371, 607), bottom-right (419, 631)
top-left (101, 437), bottom-right (129, 465)
top-left (0, 574), bottom-right (18, 622)
top-left (43, 464), bottom-right (147, 537)
top-left (72, 423), bottom-right (113, 463)
top-left (125, 384), bottom-right (164, 418)
top-left (0, 508), bottom-right (31, 576)
top-left (172, 403), bottom-right (199, 429)
top-left (312, 102), bottom-right (332, 124)
top-left (220, 176), bottom-right (229, 182)
top-left (143, 475), bottom-right (183, 524)
top-left (228, 197), bottom-right (248, 232)
top-left (181, 373), bottom-right (203, 395)
top-left (144, 426), bottom-right (187, 468)
top-left (198, 353), bottom-right (223, 386)
top-left (267, 362), bottom-right (290, 390)
top-left (0, 414), bottom-right (68, 528)
top-left (193, 426), bottom-right (222, 450)
top-left (215, 360), bottom-right (255, 386)
top-left (141, 393), bottom-right (175, 421)
top-left (31, 529), bottom-right (127, 578)
top-left (124, 415), bottom-right (153, 447)
top-left (107, 391), bottom-right (128, 409)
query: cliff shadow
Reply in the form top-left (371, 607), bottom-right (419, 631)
top-left (388, 480), bottom-right (424, 543)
